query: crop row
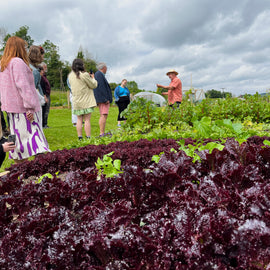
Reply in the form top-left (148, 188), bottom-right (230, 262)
top-left (0, 136), bottom-right (270, 269)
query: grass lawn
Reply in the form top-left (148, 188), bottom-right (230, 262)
top-left (1, 105), bottom-right (119, 172)
top-left (44, 106), bottom-right (119, 150)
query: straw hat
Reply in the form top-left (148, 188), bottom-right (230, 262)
top-left (166, 69), bottom-right (178, 75)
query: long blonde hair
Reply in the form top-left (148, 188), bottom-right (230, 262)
top-left (0, 36), bottom-right (29, 72)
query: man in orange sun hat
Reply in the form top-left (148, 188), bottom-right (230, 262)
top-left (157, 69), bottom-right (182, 107)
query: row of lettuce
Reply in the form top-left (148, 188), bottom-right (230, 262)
top-left (0, 136), bottom-right (270, 268)
top-left (1, 95), bottom-right (270, 268)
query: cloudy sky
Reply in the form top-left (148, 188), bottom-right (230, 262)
top-left (1, 0), bottom-right (270, 96)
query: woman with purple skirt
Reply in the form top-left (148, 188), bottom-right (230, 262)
top-left (0, 36), bottom-right (50, 163)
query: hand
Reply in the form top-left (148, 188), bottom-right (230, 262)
top-left (2, 142), bottom-right (16, 152)
top-left (156, 84), bottom-right (161, 88)
top-left (44, 96), bottom-right (48, 103)
top-left (90, 73), bottom-right (95, 78)
top-left (26, 111), bottom-right (34, 122)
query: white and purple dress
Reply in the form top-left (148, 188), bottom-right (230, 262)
top-left (8, 111), bottom-right (50, 160)
top-left (0, 57), bottom-right (50, 160)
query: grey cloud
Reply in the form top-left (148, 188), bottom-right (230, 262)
top-left (1, 0), bottom-right (270, 95)
top-left (243, 50), bottom-right (270, 64)
top-left (140, 0), bottom-right (270, 49)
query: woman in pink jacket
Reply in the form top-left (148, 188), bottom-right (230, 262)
top-left (0, 36), bottom-right (50, 163)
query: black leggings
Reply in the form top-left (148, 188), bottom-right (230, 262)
top-left (0, 137), bottom-right (7, 167)
top-left (116, 96), bottom-right (130, 121)
top-left (0, 149), bottom-right (6, 167)
top-left (169, 101), bottom-right (181, 108)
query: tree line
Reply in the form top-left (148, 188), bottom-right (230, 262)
top-left (1, 26), bottom-right (234, 98)
top-left (205, 89), bottom-right (232, 98)
top-left (0, 25), bottom-right (141, 94)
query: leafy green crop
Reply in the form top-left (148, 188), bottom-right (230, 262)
top-left (61, 95), bottom-right (270, 152)
top-left (152, 140), bottom-right (225, 164)
top-left (190, 116), bottom-right (261, 140)
top-left (263, 140), bottom-right (270, 146)
top-left (95, 151), bottom-right (123, 179)
top-left (177, 139), bottom-right (225, 163)
top-left (35, 173), bottom-right (54, 184)
top-left (151, 152), bottom-right (165, 163)
top-left (122, 94), bottom-right (270, 133)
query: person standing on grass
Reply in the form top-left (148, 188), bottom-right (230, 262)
top-left (94, 62), bottom-right (112, 136)
top-left (0, 36), bottom-right (50, 164)
top-left (67, 77), bottom-right (78, 126)
top-left (28, 46), bottom-right (47, 108)
top-left (156, 69), bottom-right (182, 108)
top-left (114, 79), bottom-right (130, 127)
top-left (40, 62), bottom-right (51, 129)
top-left (68, 58), bottom-right (97, 140)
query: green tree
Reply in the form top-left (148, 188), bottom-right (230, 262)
top-left (109, 83), bottom-right (119, 97)
top-left (76, 48), bottom-right (97, 73)
top-left (62, 61), bottom-right (71, 89)
top-left (126, 80), bottom-right (141, 94)
top-left (1, 25), bottom-right (34, 53)
top-left (206, 89), bottom-right (224, 98)
top-left (224, 92), bottom-right (232, 98)
top-left (77, 50), bottom-right (84, 59)
top-left (126, 80), bottom-right (138, 89)
top-left (110, 83), bottom-right (118, 93)
top-left (1, 25), bottom-right (68, 89)
top-left (42, 40), bottom-right (64, 89)
top-left (205, 89), bottom-right (232, 98)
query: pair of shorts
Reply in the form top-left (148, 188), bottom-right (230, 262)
top-left (98, 103), bottom-right (110, 115)
top-left (73, 107), bottom-right (94, 116)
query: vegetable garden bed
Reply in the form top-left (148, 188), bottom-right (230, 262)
top-left (0, 136), bottom-right (270, 269)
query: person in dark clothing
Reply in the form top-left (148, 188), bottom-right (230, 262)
top-left (114, 79), bottom-right (130, 127)
top-left (0, 118), bottom-right (16, 167)
top-left (40, 63), bottom-right (51, 128)
top-left (1, 111), bottom-right (6, 131)
top-left (0, 102), bottom-right (9, 137)
top-left (0, 137), bottom-right (15, 167)
top-left (93, 62), bottom-right (112, 136)
top-left (0, 111), bottom-right (8, 136)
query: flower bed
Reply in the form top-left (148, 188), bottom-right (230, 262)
top-left (0, 137), bottom-right (270, 269)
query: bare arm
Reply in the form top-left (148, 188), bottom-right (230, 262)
top-left (156, 84), bottom-right (175, 90)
